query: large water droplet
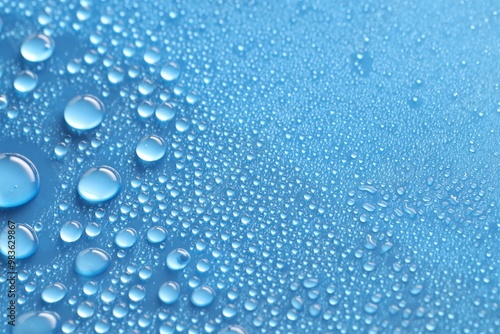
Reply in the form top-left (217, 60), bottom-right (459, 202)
top-left (0, 153), bottom-right (40, 208)
top-left (13, 70), bottom-right (38, 93)
top-left (136, 135), bottom-right (166, 163)
top-left (158, 281), bottom-right (180, 304)
top-left (190, 285), bottom-right (215, 307)
top-left (77, 166), bottom-right (121, 203)
top-left (14, 311), bottom-right (60, 334)
top-left (114, 227), bottom-right (138, 248)
top-left (166, 248), bottom-right (191, 270)
top-left (74, 248), bottom-right (111, 277)
top-left (160, 62), bottom-right (180, 82)
top-left (64, 95), bottom-right (105, 131)
top-left (20, 33), bottom-right (55, 62)
top-left (0, 222), bottom-right (39, 259)
top-left (155, 102), bottom-right (175, 122)
top-left (59, 220), bottom-right (83, 243)
top-left (41, 283), bottom-right (67, 303)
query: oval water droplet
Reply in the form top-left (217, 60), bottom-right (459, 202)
top-left (175, 118), bottom-right (189, 132)
top-left (0, 153), bottom-right (40, 208)
top-left (77, 166), bottom-right (121, 203)
top-left (0, 223), bottom-right (39, 259)
top-left (64, 95), bottom-right (105, 131)
top-left (155, 103), bottom-right (175, 122)
top-left (166, 248), bottom-right (191, 270)
top-left (136, 135), bottom-right (166, 163)
top-left (190, 285), bottom-right (215, 307)
top-left (74, 248), bottom-right (111, 277)
top-left (128, 285), bottom-right (146, 302)
top-left (158, 281), bottom-right (180, 304)
top-left (41, 283), bottom-right (67, 303)
top-left (114, 227), bottom-right (138, 248)
top-left (160, 62), bottom-right (180, 81)
top-left (13, 70), bottom-right (38, 93)
top-left (20, 33), bottom-right (55, 62)
top-left (59, 220), bottom-right (83, 243)
top-left (146, 225), bottom-right (167, 243)
top-left (14, 311), bottom-right (60, 334)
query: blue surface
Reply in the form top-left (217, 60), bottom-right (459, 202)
top-left (0, 0), bottom-right (499, 333)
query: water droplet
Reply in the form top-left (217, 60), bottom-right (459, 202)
top-left (144, 47), bottom-right (161, 65)
top-left (0, 153), bottom-right (40, 208)
top-left (219, 325), bottom-right (248, 334)
top-left (77, 166), bottom-right (121, 203)
top-left (160, 62), bottom-right (180, 81)
top-left (158, 281), bottom-right (180, 304)
top-left (190, 285), bottom-right (215, 307)
top-left (136, 135), bottom-right (167, 163)
top-left (128, 285), bottom-right (146, 302)
top-left (166, 248), bottom-right (191, 270)
top-left (155, 102), bottom-right (175, 122)
top-left (114, 227), bottom-right (138, 248)
top-left (20, 33), bottom-right (55, 62)
top-left (14, 311), bottom-right (60, 334)
top-left (108, 67), bottom-right (124, 84)
top-left (74, 248), bottom-right (111, 277)
top-left (175, 118), bottom-right (190, 132)
top-left (137, 100), bottom-right (155, 118)
top-left (77, 301), bottom-right (95, 318)
top-left (41, 283), bottom-right (67, 303)
top-left (0, 223), bottom-right (39, 259)
top-left (54, 142), bottom-right (68, 158)
top-left (146, 225), bottom-right (167, 243)
top-left (59, 220), bottom-right (83, 243)
top-left (13, 70), bottom-right (38, 93)
top-left (64, 95), bottom-right (105, 131)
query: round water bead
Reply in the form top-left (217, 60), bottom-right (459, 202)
top-left (191, 285), bottom-right (216, 307)
top-left (59, 220), bottom-right (83, 243)
top-left (20, 33), bottom-right (55, 62)
top-left (64, 95), bottom-right (105, 131)
top-left (0, 153), bottom-right (40, 208)
top-left (136, 135), bottom-right (166, 163)
top-left (74, 248), bottom-right (111, 277)
top-left (14, 311), bottom-right (60, 334)
top-left (114, 227), bottom-right (138, 248)
top-left (0, 223), bottom-right (39, 259)
top-left (13, 70), bottom-right (38, 93)
top-left (77, 166), bottom-right (121, 203)
top-left (160, 62), bottom-right (180, 81)
top-left (158, 281), bottom-right (180, 304)
top-left (41, 283), bottom-right (67, 303)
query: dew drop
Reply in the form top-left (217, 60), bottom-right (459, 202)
top-left (166, 248), bottom-right (191, 270)
top-left (77, 166), bottom-right (121, 203)
top-left (0, 153), bottom-right (40, 208)
top-left (160, 62), bottom-right (181, 81)
top-left (158, 281), bottom-right (180, 304)
top-left (136, 135), bottom-right (167, 163)
top-left (74, 248), bottom-right (111, 277)
top-left (64, 95), bottom-right (105, 131)
top-left (59, 220), bottom-right (83, 243)
top-left (13, 70), bottom-right (38, 93)
top-left (20, 33), bottom-right (55, 62)
top-left (14, 311), bottom-right (60, 334)
top-left (114, 227), bottom-right (138, 248)
top-left (41, 283), bottom-right (67, 303)
top-left (190, 285), bottom-right (215, 307)
top-left (0, 223), bottom-right (39, 259)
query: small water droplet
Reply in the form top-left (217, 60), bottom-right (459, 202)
top-left (114, 227), bottom-right (138, 248)
top-left (59, 220), bottom-right (83, 243)
top-left (13, 70), bottom-right (38, 93)
top-left (41, 283), bottom-right (67, 303)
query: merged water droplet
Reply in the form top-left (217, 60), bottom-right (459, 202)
top-left (166, 248), bottom-right (191, 270)
top-left (0, 153), bottom-right (40, 208)
top-left (136, 135), bottom-right (167, 163)
top-left (160, 62), bottom-right (180, 82)
top-left (0, 223), bottom-right (39, 259)
top-left (158, 281), bottom-right (180, 305)
top-left (64, 95), bottom-right (105, 131)
top-left (20, 33), bottom-right (55, 62)
top-left (59, 220), bottom-right (83, 243)
top-left (77, 166), bottom-right (121, 203)
top-left (13, 70), bottom-right (38, 93)
top-left (41, 283), bottom-right (67, 303)
top-left (74, 248), bottom-right (111, 277)
top-left (114, 227), bottom-right (138, 248)
top-left (13, 311), bottom-right (61, 334)
top-left (190, 285), bottom-right (216, 307)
